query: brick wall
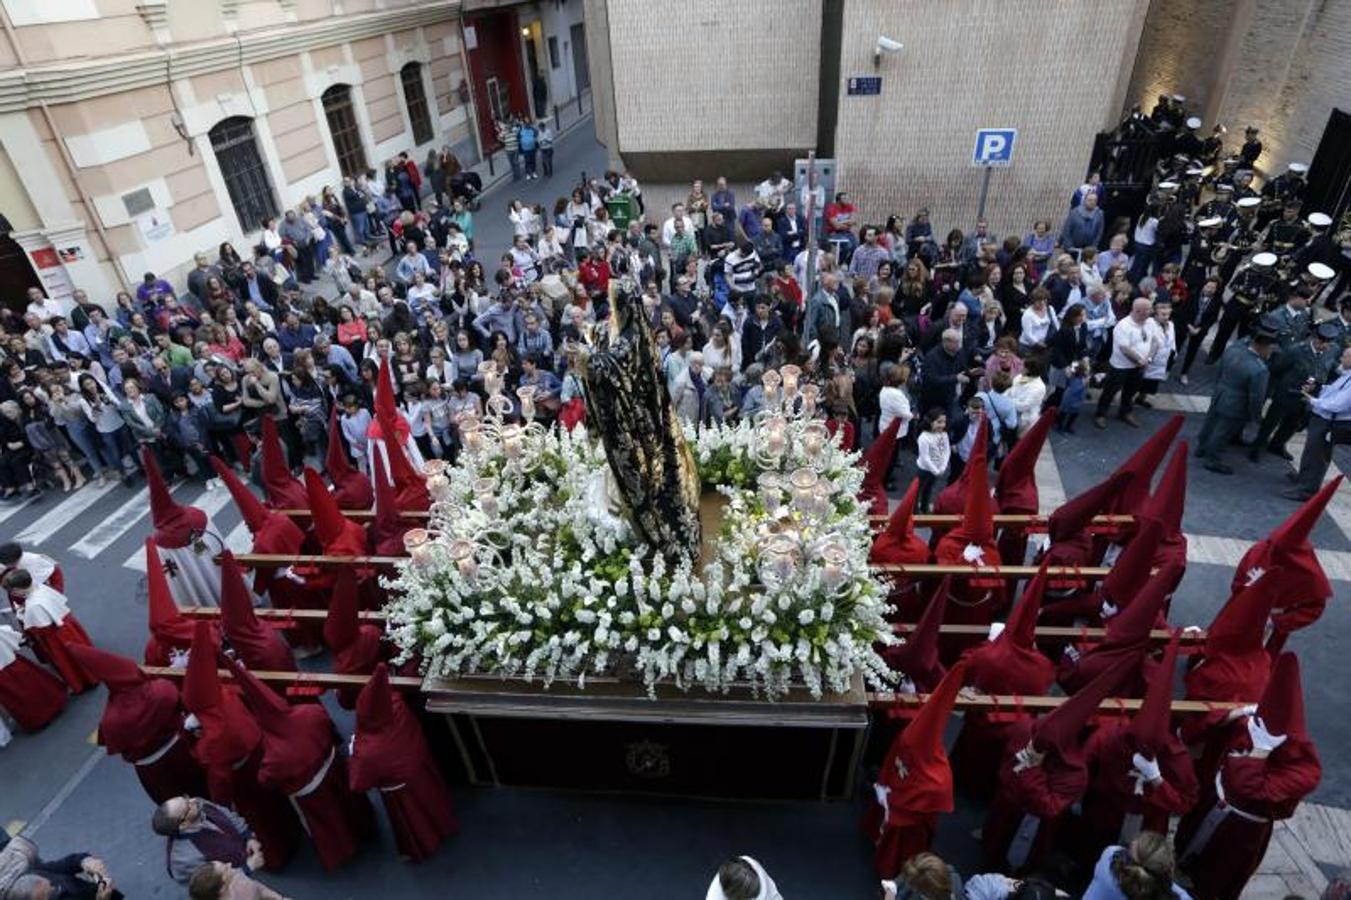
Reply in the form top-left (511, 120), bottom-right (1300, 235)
top-left (832, 0), bottom-right (1148, 240)
top-left (1123, 0), bottom-right (1241, 120)
top-left (601, 0), bottom-right (820, 155)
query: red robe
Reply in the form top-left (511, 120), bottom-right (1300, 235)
top-left (1078, 724), bottom-right (1198, 856)
top-left (1176, 727), bottom-right (1321, 900)
top-left (350, 667), bottom-right (457, 862)
top-left (100, 682), bottom-right (207, 804)
top-left (0, 653), bottom-right (67, 731)
top-left (981, 721), bottom-right (1086, 875)
top-left (25, 618), bottom-right (94, 693)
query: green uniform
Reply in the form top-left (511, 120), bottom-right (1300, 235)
top-left (1198, 341), bottom-right (1270, 467)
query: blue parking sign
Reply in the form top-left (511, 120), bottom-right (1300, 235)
top-left (973, 128), bottom-right (1017, 167)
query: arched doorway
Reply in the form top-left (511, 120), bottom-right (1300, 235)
top-left (0, 232), bottom-right (42, 316)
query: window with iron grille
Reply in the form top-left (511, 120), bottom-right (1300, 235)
top-left (208, 117), bottom-right (278, 233)
top-left (400, 63), bottom-right (434, 146)
top-left (322, 84), bottom-right (369, 177)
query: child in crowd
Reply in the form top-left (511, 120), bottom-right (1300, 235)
top-left (423, 380), bottom-right (455, 460)
top-left (1058, 361), bottom-right (1088, 434)
top-left (915, 408), bottom-right (950, 513)
top-left (340, 394), bottom-right (373, 473)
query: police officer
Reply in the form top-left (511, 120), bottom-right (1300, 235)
top-left (1267, 288), bottom-right (1314, 350)
top-left (1285, 343), bottom-right (1351, 501)
top-left (1252, 321), bottom-right (1337, 461)
top-left (1198, 325), bottom-right (1277, 474)
top-left (1209, 252), bottom-right (1283, 365)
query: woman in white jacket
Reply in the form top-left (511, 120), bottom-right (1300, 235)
top-left (1008, 356), bottom-right (1048, 435)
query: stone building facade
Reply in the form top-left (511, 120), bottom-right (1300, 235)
top-left (0, 0), bottom-right (473, 310)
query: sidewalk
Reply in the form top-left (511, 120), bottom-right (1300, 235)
top-left (459, 88), bottom-right (596, 204)
top-left (1246, 802), bottom-right (1351, 897)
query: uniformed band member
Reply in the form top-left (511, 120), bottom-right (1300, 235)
top-left (1181, 216), bottom-right (1224, 299)
top-left (1251, 321), bottom-right (1338, 462)
top-left (1208, 253), bottom-right (1283, 365)
top-left (1221, 197), bottom-right (1262, 282)
top-left (1197, 183), bottom-right (1236, 225)
top-left (1258, 161), bottom-right (1308, 229)
top-left (1175, 116), bottom-right (1205, 160)
top-left (1239, 125), bottom-right (1262, 167)
top-left (1200, 123), bottom-right (1227, 166)
top-left (1262, 201), bottom-right (1311, 264)
top-left (1197, 325), bottom-right (1278, 474)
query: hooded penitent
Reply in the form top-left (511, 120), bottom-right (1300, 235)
top-left (323, 569), bottom-right (384, 709)
top-left (304, 467), bottom-right (369, 559)
top-left (143, 447), bottom-right (207, 549)
top-left (934, 427), bottom-right (1006, 655)
top-left (1139, 441), bottom-right (1189, 576)
top-left (1184, 570), bottom-right (1278, 704)
top-left (963, 558), bottom-right (1057, 696)
top-left (883, 577), bottom-right (949, 693)
top-left (1040, 469), bottom-right (1132, 571)
top-left (259, 416), bottom-right (309, 511)
top-left (1231, 476), bottom-right (1341, 646)
top-left (325, 403), bottom-right (374, 511)
top-left (373, 360), bottom-right (431, 512)
top-left (994, 407), bottom-right (1056, 565)
top-left (870, 478), bottom-right (931, 621)
top-left (933, 412), bottom-right (989, 516)
top-left (212, 456), bottom-right (307, 593)
top-left (1102, 414), bottom-right (1185, 542)
top-left (857, 418), bottom-right (902, 518)
top-left (368, 450), bottom-right (413, 557)
top-left (218, 551), bottom-right (296, 672)
top-left (144, 538), bottom-right (217, 667)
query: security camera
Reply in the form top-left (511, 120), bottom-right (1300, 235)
top-left (873, 35), bottom-right (904, 67)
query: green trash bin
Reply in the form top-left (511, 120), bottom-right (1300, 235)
top-left (605, 194), bottom-right (634, 230)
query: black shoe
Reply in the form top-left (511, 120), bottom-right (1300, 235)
top-left (1203, 461), bottom-right (1234, 475)
top-left (1267, 446), bottom-right (1294, 461)
top-left (1282, 488), bottom-right (1313, 501)
top-left (1137, 398), bottom-right (1154, 409)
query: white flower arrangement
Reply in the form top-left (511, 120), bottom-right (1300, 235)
top-left (383, 415), bottom-right (895, 701)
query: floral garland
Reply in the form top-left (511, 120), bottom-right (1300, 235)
top-left (383, 414), bottom-right (894, 701)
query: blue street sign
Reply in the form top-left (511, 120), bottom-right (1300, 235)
top-left (972, 128), bottom-right (1017, 167)
top-left (847, 76), bottom-right (882, 96)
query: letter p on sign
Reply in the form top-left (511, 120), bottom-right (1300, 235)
top-left (973, 128), bottom-right (1017, 167)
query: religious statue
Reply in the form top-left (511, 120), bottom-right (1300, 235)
top-left (577, 283), bottom-right (701, 561)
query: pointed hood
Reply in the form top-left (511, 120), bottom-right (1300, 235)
top-left (213, 456), bottom-right (269, 534)
top-left (870, 478), bottom-right (930, 566)
top-left (963, 558), bottom-right (1056, 695)
top-left (142, 447), bottom-right (207, 548)
top-left (883, 578), bottom-right (948, 692)
top-left (183, 621), bottom-right (262, 765)
top-left (1109, 414), bottom-right (1185, 519)
top-left (326, 404), bottom-right (374, 510)
top-left (259, 417), bottom-right (309, 511)
top-left (68, 642), bottom-right (183, 757)
top-left (933, 413), bottom-right (989, 516)
top-left (1129, 632), bottom-right (1181, 754)
top-left (876, 660), bottom-right (968, 815)
top-left (368, 450), bottom-right (412, 557)
top-left (1256, 652), bottom-right (1307, 739)
top-left (212, 456), bottom-right (307, 592)
top-left (373, 360), bottom-right (430, 512)
top-left (995, 406), bottom-right (1056, 515)
top-left (1143, 442), bottom-right (1188, 536)
top-left (145, 538), bottom-right (198, 655)
top-left (1233, 476), bottom-right (1341, 629)
top-left (1099, 517), bottom-right (1166, 613)
top-left (350, 662), bottom-right (431, 791)
top-left (857, 418), bottom-right (902, 517)
top-left (1061, 559), bottom-right (1179, 695)
top-left (218, 551), bottom-right (296, 672)
top-left (303, 466), bottom-right (368, 557)
top-left (1046, 470), bottom-right (1132, 545)
top-left (934, 420), bottom-right (997, 566)
top-left (1033, 654), bottom-right (1135, 763)
top-left (225, 656), bottom-right (335, 792)
top-left (1184, 573), bottom-right (1277, 703)
top-left (323, 569), bottom-right (385, 708)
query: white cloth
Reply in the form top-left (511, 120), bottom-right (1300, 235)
top-left (157, 526), bottom-right (227, 607)
top-left (0, 625), bottom-right (22, 667)
top-left (16, 552), bottom-right (56, 586)
top-left (1143, 319), bottom-right (1176, 381)
top-left (1109, 315), bottom-right (1154, 370)
top-left (878, 386), bottom-right (913, 438)
top-left (705, 856), bottom-right (783, 900)
top-left (18, 585), bottom-right (70, 629)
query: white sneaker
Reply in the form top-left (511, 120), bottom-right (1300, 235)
top-left (1180, 374), bottom-right (1189, 385)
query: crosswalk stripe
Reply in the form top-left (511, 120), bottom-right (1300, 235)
top-left (223, 521), bottom-right (252, 554)
top-left (1184, 532), bottom-right (1351, 581)
top-left (1037, 439), bottom-right (1068, 514)
top-left (1149, 392), bottom-right (1211, 414)
top-left (68, 487), bottom-right (152, 559)
top-left (12, 480), bottom-right (120, 546)
top-left (1285, 434), bottom-right (1351, 541)
top-left (120, 485), bottom-right (235, 571)
top-left (0, 495), bottom-right (37, 526)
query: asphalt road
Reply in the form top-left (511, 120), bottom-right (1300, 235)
top-left (3, 120), bottom-right (1348, 899)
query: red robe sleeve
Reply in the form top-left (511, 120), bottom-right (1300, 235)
top-left (1222, 738), bottom-right (1322, 819)
top-left (1004, 761), bottom-right (1080, 819)
top-left (1270, 598), bottom-right (1326, 636)
top-left (1144, 743), bottom-right (1200, 817)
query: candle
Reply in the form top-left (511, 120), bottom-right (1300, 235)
top-left (801, 422), bottom-right (829, 457)
top-left (447, 538), bottom-right (479, 581)
top-left (423, 459), bottom-right (446, 477)
top-left (462, 425), bottom-right (484, 453)
top-left (789, 467), bottom-right (820, 512)
top-left (474, 476), bottom-right (499, 517)
top-left (488, 394), bottom-right (513, 420)
top-left (404, 528), bottom-right (433, 567)
top-left (426, 473), bottom-right (451, 501)
top-left (761, 369), bottom-right (782, 391)
top-left (819, 541), bottom-right (848, 591)
top-left (800, 383), bottom-right (820, 416)
top-left (517, 386), bottom-right (537, 422)
top-left (500, 424), bottom-right (524, 459)
top-left (780, 364), bottom-right (801, 398)
top-left (766, 417), bottom-right (787, 455)
top-left (757, 472), bottom-right (783, 512)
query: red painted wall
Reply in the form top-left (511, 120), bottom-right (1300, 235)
top-left (465, 10), bottom-right (530, 150)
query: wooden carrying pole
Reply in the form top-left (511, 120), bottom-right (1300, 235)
top-left (139, 665), bottom-right (1236, 714)
top-left (177, 605), bottom-right (1206, 646)
top-left (225, 553), bottom-right (1113, 580)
